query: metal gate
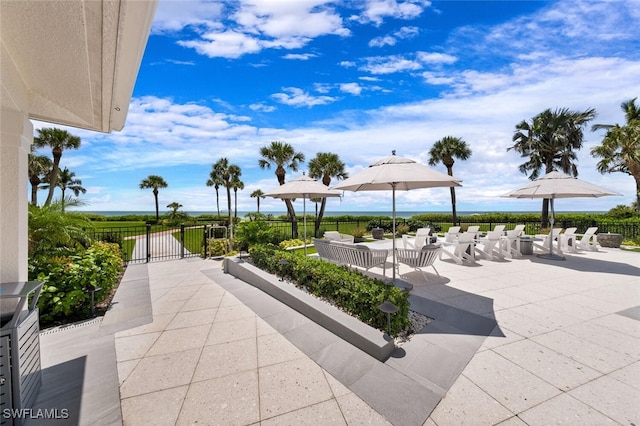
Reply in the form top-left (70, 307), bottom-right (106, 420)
top-left (89, 224), bottom-right (225, 264)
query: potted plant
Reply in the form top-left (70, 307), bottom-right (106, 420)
top-left (351, 227), bottom-right (367, 243)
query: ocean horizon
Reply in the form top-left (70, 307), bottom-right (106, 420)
top-left (75, 210), bottom-right (606, 219)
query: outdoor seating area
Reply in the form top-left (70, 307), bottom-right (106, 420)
top-left (313, 238), bottom-right (389, 276)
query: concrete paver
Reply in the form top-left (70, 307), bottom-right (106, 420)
top-left (30, 240), bottom-right (639, 425)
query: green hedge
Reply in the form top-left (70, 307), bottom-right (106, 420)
top-left (249, 244), bottom-right (410, 336)
top-left (30, 242), bottom-right (123, 324)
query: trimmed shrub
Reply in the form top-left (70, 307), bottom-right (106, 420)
top-left (249, 244), bottom-right (410, 336)
top-left (31, 242), bottom-right (123, 324)
top-left (203, 238), bottom-right (228, 257)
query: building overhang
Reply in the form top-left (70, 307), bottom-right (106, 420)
top-left (1, 0), bottom-right (157, 133)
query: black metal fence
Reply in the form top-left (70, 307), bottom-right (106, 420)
top-left (88, 219), bottom-right (638, 264)
top-left (263, 217), bottom-right (640, 241)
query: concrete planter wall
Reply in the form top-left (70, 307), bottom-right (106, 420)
top-left (223, 257), bottom-right (395, 361)
top-left (597, 233), bottom-right (624, 248)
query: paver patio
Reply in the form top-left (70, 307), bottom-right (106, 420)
top-left (29, 240), bottom-right (639, 425)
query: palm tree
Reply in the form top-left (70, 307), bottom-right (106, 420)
top-left (33, 127), bottom-right (82, 206)
top-left (508, 107), bottom-right (596, 226)
top-left (206, 168), bottom-right (223, 217)
top-left (250, 189), bottom-right (265, 213)
top-left (308, 152), bottom-right (348, 236)
top-left (591, 98), bottom-right (640, 210)
top-left (428, 136), bottom-right (472, 224)
top-left (139, 175), bottom-right (168, 222)
top-left (213, 158), bottom-right (241, 223)
top-left (231, 177), bottom-right (244, 219)
top-left (54, 167), bottom-right (86, 212)
top-left (258, 141), bottom-right (305, 237)
top-left (28, 152), bottom-right (52, 206)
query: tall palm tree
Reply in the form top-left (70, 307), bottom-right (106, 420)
top-left (206, 167), bottom-right (224, 217)
top-left (231, 177), bottom-right (244, 219)
top-left (55, 167), bottom-right (86, 212)
top-left (591, 98), bottom-right (640, 210)
top-left (508, 107), bottom-right (596, 226)
top-left (213, 158), bottom-right (241, 222)
top-left (33, 127), bottom-right (82, 206)
top-left (308, 152), bottom-right (348, 236)
top-left (139, 175), bottom-right (168, 222)
top-left (28, 152), bottom-right (52, 206)
top-left (250, 189), bottom-right (265, 213)
top-left (428, 136), bottom-right (472, 224)
top-left (258, 141), bottom-right (305, 237)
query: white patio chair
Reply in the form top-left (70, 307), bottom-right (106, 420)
top-left (476, 230), bottom-right (506, 260)
top-left (576, 227), bottom-right (599, 251)
top-left (466, 225), bottom-right (480, 239)
top-left (396, 245), bottom-right (441, 280)
top-left (323, 231), bottom-right (354, 244)
top-left (559, 227), bottom-right (578, 253)
top-left (511, 224), bottom-right (525, 235)
top-left (501, 229), bottom-right (522, 258)
top-left (492, 225), bottom-right (506, 235)
top-left (442, 226), bottom-right (461, 243)
top-left (440, 232), bottom-right (476, 264)
top-left (403, 227), bottom-right (432, 249)
top-left (533, 228), bottom-right (563, 254)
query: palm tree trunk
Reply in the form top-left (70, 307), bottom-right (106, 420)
top-left (541, 199), bottom-right (550, 228)
top-left (450, 187), bottom-right (457, 224)
top-left (30, 177), bottom-right (40, 206)
top-left (257, 198), bottom-right (260, 213)
top-left (61, 188), bottom-right (66, 213)
top-left (284, 199), bottom-right (298, 238)
top-left (44, 149), bottom-right (62, 206)
top-left (215, 189), bottom-right (220, 217)
top-left (315, 198), bottom-right (327, 237)
top-left (153, 189), bottom-right (159, 222)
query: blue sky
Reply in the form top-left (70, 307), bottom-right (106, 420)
top-left (33, 0), bottom-right (640, 214)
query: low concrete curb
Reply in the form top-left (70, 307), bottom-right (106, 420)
top-left (223, 257), bottom-right (395, 361)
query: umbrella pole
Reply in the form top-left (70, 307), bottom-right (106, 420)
top-left (303, 199), bottom-right (307, 255)
top-left (538, 196), bottom-right (565, 261)
top-left (392, 184), bottom-right (396, 283)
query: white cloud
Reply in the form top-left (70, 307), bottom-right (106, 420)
top-left (151, 0), bottom-right (224, 33)
top-left (178, 30), bottom-right (262, 58)
top-left (355, 0), bottom-right (430, 26)
top-left (360, 54), bottom-right (422, 74)
top-left (339, 60), bottom-right (356, 67)
top-left (339, 83), bottom-right (363, 95)
top-left (282, 53), bottom-right (318, 60)
top-left (369, 35), bottom-right (396, 47)
top-left (249, 103), bottom-right (276, 112)
top-left (271, 87), bottom-right (337, 107)
top-left (174, 0), bottom-right (350, 58)
top-left (416, 51), bottom-right (457, 65)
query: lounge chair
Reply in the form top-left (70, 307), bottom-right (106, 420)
top-left (492, 225), bottom-right (506, 235)
top-left (442, 226), bottom-right (461, 243)
top-left (576, 227), bottom-right (598, 251)
top-left (501, 229), bottom-right (522, 258)
top-left (440, 232), bottom-right (476, 264)
top-left (324, 231), bottom-right (354, 244)
top-left (402, 227), bottom-right (433, 250)
top-left (396, 245), bottom-right (441, 280)
top-left (477, 230), bottom-right (506, 260)
top-left (533, 228), bottom-right (563, 254)
top-left (466, 225), bottom-right (480, 239)
top-left (559, 227), bottom-right (578, 253)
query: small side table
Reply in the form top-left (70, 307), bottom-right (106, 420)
top-left (372, 228), bottom-right (384, 240)
top-left (519, 237), bottom-right (534, 255)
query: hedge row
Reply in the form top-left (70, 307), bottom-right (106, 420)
top-left (30, 242), bottom-right (123, 324)
top-left (249, 244), bottom-right (410, 336)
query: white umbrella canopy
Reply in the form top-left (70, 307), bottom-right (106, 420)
top-left (502, 171), bottom-right (622, 199)
top-left (264, 173), bottom-right (341, 254)
top-left (503, 171), bottom-right (621, 260)
top-left (332, 151), bottom-right (462, 283)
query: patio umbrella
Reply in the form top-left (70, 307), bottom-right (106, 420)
top-left (264, 173), bottom-right (341, 254)
top-left (332, 151), bottom-right (462, 283)
top-left (502, 171), bottom-right (621, 260)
